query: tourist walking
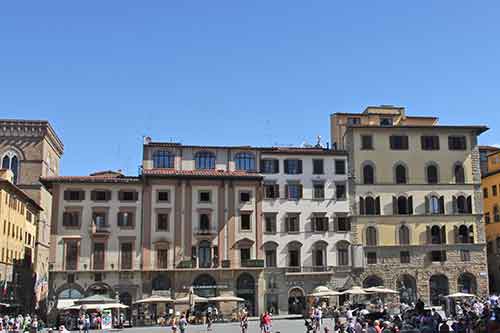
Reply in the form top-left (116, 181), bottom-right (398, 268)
top-left (240, 309), bottom-right (248, 333)
top-left (179, 313), bottom-right (188, 333)
top-left (262, 311), bottom-right (272, 333)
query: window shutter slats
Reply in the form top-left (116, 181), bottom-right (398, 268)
top-left (408, 196), bottom-right (413, 215)
top-left (274, 159), bottom-right (279, 173)
top-left (375, 197), bottom-right (381, 215)
top-left (64, 191), bottom-right (70, 200)
top-left (392, 196), bottom-right (397, 215)
top-left (359, 197), bottom-right (365, 215)
top-left (284, 185), bottom-right (288, 199)
top-left (439, 196), bottom-right (445, 214)
top-left (298, 160), bottom-right (303, 173)
top-left (467, 196), bottom-right (472, 214)
top-left (284, 161), bottom-right (289, 174)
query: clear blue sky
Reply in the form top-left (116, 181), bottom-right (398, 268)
top-left (1, 1), bottom-right (499, 176)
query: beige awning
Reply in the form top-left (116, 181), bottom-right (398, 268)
top-left (208, 296), bottom-right (245, 302)
top-left (174, 295), bottom-right (208, 304)
top-left (134, 295), bottom-right (174, 304)
top-left (57, 299), bottom-right (77, 310)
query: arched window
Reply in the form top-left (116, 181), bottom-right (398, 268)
top-left (399, 225), bottom-right (410, 245)
top-left (152, 273), bottom-right (171, 290)
top-left (428, 195), bottom-right (443, 215)
top-left (454, 163), bottom-right (465, 184)
top-left (363, 275), bottom-right (384, 288)
top-left (235, 152), bottom-right (256, 171)
top-left (455, 195), bottom-right (471, 214)
top-left (366, 226), bottom-right (377, 246)
top-left (336, 241), bottom-right (350, 266)
top-left (312, 241), bottom-right (328, 267)
top-left (58, 287), bottom-right (83, 300)
top-left (431, 225), bottom-right (444, 244)
top-left (152, 150), bottom-right (174, 168)
top-left (363, 164), bottom-right (374, 184)
top-left (426, 164), bottom-right (439, 184)
top-left (195, 151), bottom-right (216, 169)
top-left (429, 274), bottom-right (449, 306)
top-left (193, 274), bottom-right (217, 298)
top-left (457, 273), bottom-right (477, 294)
top-left (2, 152), bottom-right (19, 183)
top-left (397, 275), bottom-right (417, 305)
top-left (396, 196), bottom-right (412, 215)
top-left (457, 225), bottom-right (472, 244)
top-left (395, 164), bottom-right (407, 184)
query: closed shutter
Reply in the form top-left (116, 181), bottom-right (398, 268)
top-left (64, 191), bottom-right (70, 201)
top-left (273, 159), bottom-right (279, 173)
top-left (452, 196), bottom-right (457, 214)
top-left (298, 160), bottom-right (303, 173)
top-left (299, 184), bottom-right (303, 199)
top-left (441, 226), bottom-right (447, 244)
top-left (467, 196), bottom-right (472, 214)
top-left (133, 191), bottom-right (139, 201)
top-left (333, 217), bottom-right (338, 232)
top-left (91, 191), bottom-right (97, 201)
top-left (284, 185), bottom-right (288, 199)
top-left (63, 212), bottom-right (70, 226)
top-left (284, 161), bottom-right (289, 174)
top-left (392, 196), bottom-right (397, 215)
top-left (106, 191), bottom-right (111, 201)
top-left (403, 136), bottom-right (409, 148)
top-left (375, 197), bottom-right (381, 215)
top-left (425, 196), bottom-right (429, 214)
top-left (439, 196), bottom-right (445, 214)
top-left (408, 196), bottom-right (413, 215)
top-left (79, 191), bottom-right (85, 200)
top-left (359, 197), bottom-right (365, 215)
top-left (274, 184), bottom-right (279, 198)
top-left (117, 213), bottom-right (123, 226)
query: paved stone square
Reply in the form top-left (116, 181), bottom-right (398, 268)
top-left (79, 319), bottom-right (336, 333)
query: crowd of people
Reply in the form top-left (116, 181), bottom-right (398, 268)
top-left (0, 314), bottom-right (44, 332)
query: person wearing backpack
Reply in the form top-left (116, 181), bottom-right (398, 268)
top-left (179, 313), bottom-right (188, 333)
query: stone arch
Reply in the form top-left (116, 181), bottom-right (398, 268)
top-left (457, 272), bottom-right (477, 294)
top-left (424, 161), bottom-right (440, 184)
top-left (397, 274), bottom-right (417, 305)
top-left (288, 287), bottom-right (305, 315)
top-left (193, 273), bottom-right (217, 298)
top-left (393, 161), bottom-right (409, 184)
top-left (55, 282), bottom-right (85, 300)
top-left (363, 275), bottom-right (384, 288)
top-left (87, 282), bottom-right (115, 298)
top-left (429, 274), bottom-right (449, 306)
top-left (361, 160), bottom-right (376, 184)
top-left (237, 273), bottom-right (256, 316)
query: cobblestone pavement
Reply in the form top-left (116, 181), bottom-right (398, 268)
top-left (69, 319), bottom-right (336, 333)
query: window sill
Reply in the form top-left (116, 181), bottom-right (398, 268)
top-left (263, 231), bottom-right (277, 235)
top-left (287, 231), bottom-right (300, 234)
top-left (118, 226), bottom-right (135, 229)
top-left (62, 225), bottom-right (81, 229)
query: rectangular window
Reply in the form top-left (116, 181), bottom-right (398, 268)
top-left (117, 212), bottom-right (134, 227)
top-left (92, 212), bottom-right (107, 228)
top-left (93, 243), bottom-right (105, 270)
top-left (312, 159), bottom-right (324, 175)
top-left (240, 248), bottom-right (251, 264)
top-left (91, 190), bottom-right (110, 201)
top-left (157, 191), bottom-right (170, 202)
top-left (390, 135), bottom-right (409, 150)
top-left (347, 117), bottom-right (361, 126)
top-left (367, 252), bottom-right (377, 264)
top-left (493, 185), bottom-right (497, 197)
top-left (484, 188), bottom-right (489, 199)
top-left (286, 184), bottom-right (302, 201)
top-left (157, 213), bottom-right (169, 231)
top-left (485, 212), bottom-right (491, 224)
top-left (284, 159), bottom-right (302, 174)
top-left (240, 191), bottom-right (251, 203)
top-left (285, 214), bottom-right (300, 233)
top-left (265, 249), bottom-right (277, 267)
top-left (313, 183), bottom-right (325, 200)
top-left (335, 160), bottom-right (346, 175)
top-left (65, 241), bottom-right (78, 270)
top-left (119, 191), bottom-right (138, 201)
top-left (62, 211), bottom-right (80, 228)
top-left (199, 191), bottom-right (211, 202)
top-left (421, 136), bottom-right (440, 150)
top-left (157, 248), bottom-right (168, 269)
top-left (264, 214), bottom-right (277, 233)
top-left (26, 211), bottom-right (33, 223)
top-left (260, 159), bottom-right (279, 174)
top-left (64, 190), bottom-right (85, 201)
top-left (431, 250), bottom-right (447, 262)
top-left (120, 243), bottom-right (133, 269)
top-left (380, 118), bottom-right (393, 126)
top-left (264, 184), bottom-right (279, 199)
top-left (335, 183), bottom-right (346, 201)
top-left (288, 249), bottom-right (300, 267)
top-left (400, 251), bottom-right (410, 264)
top-left (336, 216), bottom-right (351, 232)
top-left (448, 136), bottom-right (467, 150)
top-left (240, 213), bottom-right (251, 231)
top-left (460, 249), bottom-right (471, 262)
top-left (312, 216), bottom-right (328, 232)
top-left (361, 135), bottom-right (373, 150)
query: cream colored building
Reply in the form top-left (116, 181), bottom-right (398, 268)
top-left (331, 106), bottom-right (488, 305)
top-left (0, 169), bottom-right (42, 311)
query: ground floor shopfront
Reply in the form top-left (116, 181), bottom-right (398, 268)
top-left (49, 269), bottom-right (265, 319)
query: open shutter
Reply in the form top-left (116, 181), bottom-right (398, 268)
top-left (274, 184), bottom-right (280, 199)
top-left (299, 184), bottom-right (303, 199)
top-left (284, 161), bottom-right (289, 174)
top-left (441, 226), bottom-right (447, 244)
top-left (192, 246), bottom-right (197, 259)
top-left (79, 191), bottom-right (85, 200)
top-left (63, 191), bottom-right (70, 201)
top-left (408, 196), bottom-right (413, 215)
top-left (133, 191), bottom-right (139, 201)
top-left (425, 196), bottom-right (429, 214)
top-left (452, 196), bottom-right (457, 214)
top-left (426, 226), bottom-right (431, 244)
top-left (117, 212), bottom-right (122, 226)
top-left (91, 191), bottom-right (97, 201)
top-left (298, 160), bottom-right (303, 173)
top-left (106, 190), bottom-right (111, 201)
top-left (392, 196), bottom-right (398, 215)
top-left (467, 196), bottom-right (473, 214)
top-left (375, 197), bottom-right (381, 215)
top-left (333, 217), bottom-right (338, 232)
top-left (454, 225), bottom-right (459, 244)
top-left (359, 197), bottom-right (365, 215)
top-left (469, 225), bottom-right (474, 243)
top-left (284, 185), bottom-right (288, 199)
top-left (439, 196), bottom-right (445, 214)
top-left (63, 212), bottom-right (70, 226)
top-left (274, 159), bottom-right (279, 173)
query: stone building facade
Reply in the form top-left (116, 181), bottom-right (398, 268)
top-left (0, 119), bottom-right (64, 313)
top-left (331, 106), bottom-right (489, 306)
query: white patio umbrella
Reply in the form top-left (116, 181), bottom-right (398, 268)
top-left (174, 295), bottom-right (209, 304)
top-left (445, 292), bottom-right (476, 298)
top-left (134, 295), bottom-right (174, 304)
top-left (364, 286), bottom-right (398, 294)
top-left (102, 303), bottom-right (129, 309)
top-left (342, 286), bottom-right (368, 295)
top-left (208, 296), bottom-right (245, 302)
top-left (308, 290), bottom-right (343, 297)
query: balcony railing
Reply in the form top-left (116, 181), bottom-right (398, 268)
top-left (285, 266), bottom-right (339, 273)
top-left (89, 223), bottom-right (110, 235)
top-left (193, 226), bottom-right (218, 236)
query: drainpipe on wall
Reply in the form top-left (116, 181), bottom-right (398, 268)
top-left (139, 170), bottom-right (145, 270)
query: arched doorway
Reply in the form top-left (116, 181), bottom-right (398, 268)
top-left (288, 288), bottom-right (305, 315)
top-left (87, 283), bottom-right (115, 298)
top-left (429, 274), bottom-right (449, 306)
top-left (119, 292), bottom-right (133, 320)
top-left (237, 273), bottom-right (256, 316)
top-left (397, 275), bottom-right (417, 305)
top-left (363, 275), bottom-right (384, 288)
top-left (457, 273), bottom-right (477, 294)
top-left (193, 274), bottom-right (217, 298)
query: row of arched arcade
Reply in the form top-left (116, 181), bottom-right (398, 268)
top-left (362, 272), bottom-right (478, 306)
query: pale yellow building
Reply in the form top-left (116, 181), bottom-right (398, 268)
top-left (0, 169), bottom-right (42, 309)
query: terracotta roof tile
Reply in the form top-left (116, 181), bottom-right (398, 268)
top-left (40, 175), bottom-right (141, 184)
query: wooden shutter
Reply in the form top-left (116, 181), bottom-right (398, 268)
top-left (64, 191), bottom-right (70, 200)
top-left (375, 197), bottom-right (381, 215)
top-left (426, 226), bottom-right (431, 244)
top-left (105, 190), bottom-right (111, 201)
top-left (421, 136), bottom-right (425, 149)
top-left (359, 197), bottom-right (365, 215)
top-left (392, 196), bottom-right (397, 215)
top-left (117, 212), bottom-right (123, 226)
top-left (79, 191), bottom-right (85, 200)
top-left (63, 212), bottom-right (70, 226)
top-left (467, 196), bottom-right (472, 214)
top-left (299, 184), bottom-right (303, 199)
top-left (274, 184), bottom-right (279, 198)
top-left (425, 196), bottom-right (429, 214)
top-left (274, 159), bottom-right (279, 173)
top-left (441, 226), bottom-right (447, 244)
top-left (133, 191), bottom-right (139, 201)
top-left (454, 225), bottom-right (459, 244)
top-left (118, 191), bottom-right (124, 201)
top-left (469, 225), bottom-right (474, 243)
top-left (439, 196), bottom-right (445, 214)
top-left (298, 160), bottom-right (303, 173)
top-left (408, 196), bottom-right (413, 215)
top-left (284, 185), bottom-right (288, 199)
top-left (284, 160), bottom-right (289, 174)
top-left (91, 191), bottom-right (97, 201)
top-left (192, 246), bottom-right (197, 259)
top-left (333, 217), bottom-right (338, 232)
